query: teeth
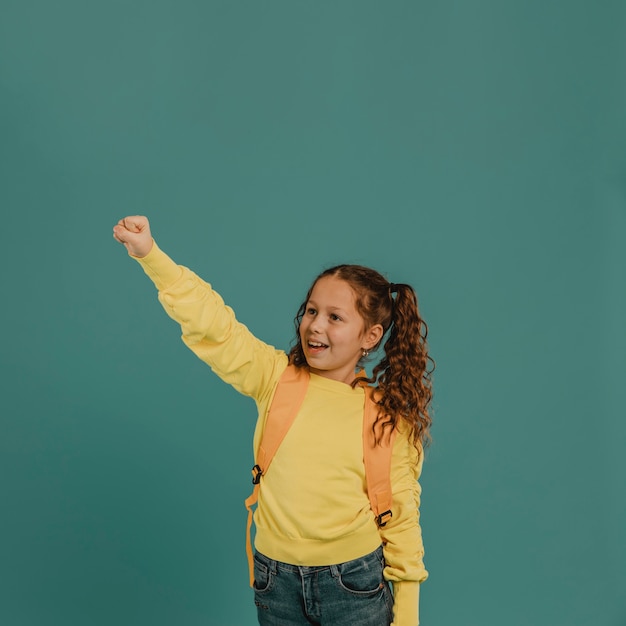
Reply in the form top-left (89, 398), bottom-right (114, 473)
top-left (309, 341), bottom-right (327, 348)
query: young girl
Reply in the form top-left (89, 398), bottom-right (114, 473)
top-left (113, 215), bottom-right (433, 626)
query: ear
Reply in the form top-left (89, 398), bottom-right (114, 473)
top-left (362, 324), bottom-right (384, 351)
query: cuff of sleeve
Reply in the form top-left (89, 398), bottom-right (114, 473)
top-left (391, 581), bottom-right (420, 626)
top-left (132, 240), bottom-right (183, 290)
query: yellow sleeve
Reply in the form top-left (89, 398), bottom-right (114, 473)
top-left (131, 239), bottom-right (184, 290)
top-left (391, 581), bottom-right (420, 626)
top-left (133, 240), bottom-right (287, 400)
top-left (380, 429), bottom-right (428, 626)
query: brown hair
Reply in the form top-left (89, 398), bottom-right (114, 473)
top-left (288, 264), bottom-right (434, 453)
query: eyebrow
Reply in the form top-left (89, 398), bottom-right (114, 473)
top-left (307, 299), bottom-right (349, 315)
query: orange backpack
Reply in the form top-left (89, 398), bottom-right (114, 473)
top-left (244, 364), bottom-right (397, 586)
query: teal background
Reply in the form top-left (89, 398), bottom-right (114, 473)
top-left (1, 1), bottom-right (625, 625)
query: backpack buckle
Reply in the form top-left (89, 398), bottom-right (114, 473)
top-left (251, 464), bottom-right (263, 485)
top-left (376, 510), bottom-right (392, 527)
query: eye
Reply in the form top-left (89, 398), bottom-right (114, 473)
top-left (330, 313), bottom-right (342, 321)
top-left (306, 307), bottom-right (317, 316)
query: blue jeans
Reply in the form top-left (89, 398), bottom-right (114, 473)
top-left (253, 545), bottom-right (394, 625)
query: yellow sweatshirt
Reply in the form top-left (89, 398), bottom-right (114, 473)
top-left (135, 241), bottom-right (428, 625)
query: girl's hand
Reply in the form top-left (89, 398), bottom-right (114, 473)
top-left (113, 215), bottom-right (154, 258)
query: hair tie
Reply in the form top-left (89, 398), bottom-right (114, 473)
top-left (389, 282), bottom-right (398, 294)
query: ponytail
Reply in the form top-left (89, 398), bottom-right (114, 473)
top-left (370, 282), bottom-right (434, 452)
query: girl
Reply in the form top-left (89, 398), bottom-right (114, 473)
top-left (113, 215), bottom-right (433, 626)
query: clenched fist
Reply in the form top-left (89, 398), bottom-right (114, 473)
top-left (113, 216), bottom-right (154, 258)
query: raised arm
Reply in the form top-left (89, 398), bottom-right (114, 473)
top-left (112, 216), bottom-right (287, 402)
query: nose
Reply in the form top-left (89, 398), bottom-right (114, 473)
top-left (309, 316), bottom-right (325, 334)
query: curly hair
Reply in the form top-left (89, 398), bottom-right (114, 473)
top-left (288, 264), bottom-right (434, 454)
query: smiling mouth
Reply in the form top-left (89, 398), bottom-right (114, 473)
top-left (307, 341), bottom-right (328, 351)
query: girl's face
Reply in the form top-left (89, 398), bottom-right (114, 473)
top-left (299, 276), bottom-right (383, 385)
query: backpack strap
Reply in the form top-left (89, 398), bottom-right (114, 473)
top-left (362, 385), bottom-right (397, 528)
top-left (244, 365), bottom-right (309, 586)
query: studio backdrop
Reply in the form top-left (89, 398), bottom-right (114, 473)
top-left (1, 2), bottom-right (624, 625)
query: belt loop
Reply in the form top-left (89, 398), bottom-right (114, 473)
top-left (329, 564), bottom-right (339, 578)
